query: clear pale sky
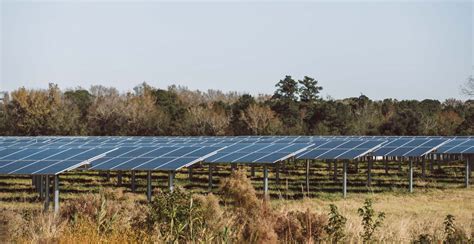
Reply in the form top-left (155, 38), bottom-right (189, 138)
top-left (1, 1), bottom-right (472, 100)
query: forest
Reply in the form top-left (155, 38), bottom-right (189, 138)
top-left (0, 75), bottom-right (473, 136)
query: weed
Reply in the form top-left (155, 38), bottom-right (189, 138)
top-left (325, 204), bottom-right (347, 242)
top-left (357, 198), bottom-right (385, 242)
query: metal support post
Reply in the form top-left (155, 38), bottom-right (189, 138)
top-left (367, 157), bottom-right (372, 187)
top-left (421, 156), bottom-right (426, 178)
top-left (131, 171), bottom-right (136, 192)
top-left (465, 156), bottom-right (470, 188)
top-left (343, 161), bottom-right (347, 198)
top-left (208, 164), bottom-right (213, 190)
top-left (53, 175), bottom-right (59, 214)
top-left (117, 171), bottom-right (123, 186)
top-left (188, 167), bottom-right (193, 180)
top-left (305, 159), bottom-right (310, 195)
top-left (263, 165), bottom-right (269, 197)
top-left (276, 162), bottom-right (280, 185)
top-left (43, 175), bottom-right (50, 212)
top-left (168, 171), bottom-right (175, 192)
top-left (147, 171), bottom-right (152, 202)
top-left (409, 159), bottom-right (413, 193)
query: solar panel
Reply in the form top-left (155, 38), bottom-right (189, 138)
top-left (436, 139), bottom-right (474, 154)
top-left (297, 140), bottom-right (385, 160)
top-left (372, 138), bottom-right (448, 157)
top-left (90, 146), bottom-right (224, 171)
top-left (205, 143), bottom-right (312, 163)
top-left (0, 148), bottom-right (114, 175)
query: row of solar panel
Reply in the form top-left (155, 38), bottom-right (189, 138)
top-left (1, 136), bottom-right (473, 144)
top-left (0, 137), bottom-right (472, 176)
top-left (0, 138), bottom-right (472, 158)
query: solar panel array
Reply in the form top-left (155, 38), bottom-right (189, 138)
top-left (0, 136), bottom-right (472, 175)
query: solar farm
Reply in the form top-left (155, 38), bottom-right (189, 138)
top-left (0, 136), bottom-right (472, 214)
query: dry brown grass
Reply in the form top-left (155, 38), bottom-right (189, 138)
top-left (275, 187), bottom-right (474, 242)
top-left (1, 171), bottom-right (473, 243)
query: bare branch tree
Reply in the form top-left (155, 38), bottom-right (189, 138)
top-left (461, 76), bottom-right (474, 97)
top-left (186, 104), bottom-right (230, 135)
top-left (240, 104), bottom-right (282, 135)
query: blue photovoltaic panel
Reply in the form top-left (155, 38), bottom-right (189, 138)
top-left (235, 153), bottom-right (270, 162)
top-left (157, 158), bottom-right (202, 171)
top-left (461, 147), bottom-right (474, 154)
top-left (206, 143), bottom-right (312, 163)
top-left (386, 147), bottom-right (412, 156)
top-left (0, 148), bottom-right (114, 175)
top-left (112, 158), bottom-right (155, 170)
top-left (90, 146), bottom-right (223, 171)
top-left (117, 147), bottom-right (156, 158)
top-left (1, 149), bottom-right (44, 160)
top-left (436, 139), bottom-right (474, 154)
top-left (133, 156), bottom-right (201, 170)
top-left (373, 138), bottom-right (448, 157)
top-left (320, 149), bottom-right (349, 159)
top-left (297, 140), bottom-right (385, 160)
top-left (140, 147), bottom-right (181, 157)
top-left (256, 153), bottom-right (292, 163)
top-left (35, 161), bottom-right (86, 175)
top-left (336, 149), bottom-right (368, 159)
top-left (0, 149), bottom-right (23, 158)
top-left (356, 141), bottom-right (385, 149)
top-left (297, 149), bottom-right (328, 159)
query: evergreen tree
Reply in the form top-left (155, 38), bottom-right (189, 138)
top-left (298, 76), bottom-right (322, 103)
top-left (272, 75), bottom-right (299, 101)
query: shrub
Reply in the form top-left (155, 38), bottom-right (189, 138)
top-left (26, 212), bottom-right (65, 243)
top-left (148, 187), bottom-right (227, 242)
top-left (0, 208), bottom-right (27, 242)
top-left (61, 188), bottom-right (146, 238)
top-left (219, 169), bottom-right (278, 243)
top-left (274, 208), bottom-right (327, 243)
top-left (358, 198), bottom-right (385, 242)
top-left (193, 193), bottom-right (227, 241)
top-left (0, 208), bottom-right (66, 243)
top-left (325, 204), bottom-right (347, 242)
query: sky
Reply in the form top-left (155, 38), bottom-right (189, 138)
top-left (1, 0), bottom-right (472, 101)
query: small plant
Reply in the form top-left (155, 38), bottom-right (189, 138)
top-left (325, 204), bottom-right (347, 243)
top-left (444, 214), bottom-right (456, 240)
top-left (357, 198), bottom-right (385, 242)
top-left (443, 214), bottom-right (468, 243)
top-left (412, 233), bottom-right (433, 244)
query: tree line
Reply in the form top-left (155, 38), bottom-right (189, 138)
top-left (0, 76), bottom-right (472, 136)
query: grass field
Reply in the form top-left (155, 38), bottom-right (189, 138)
top-left (0, 159), bottom-right (470, 208)
top-left (0, 159), bottom-right (472, 242)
